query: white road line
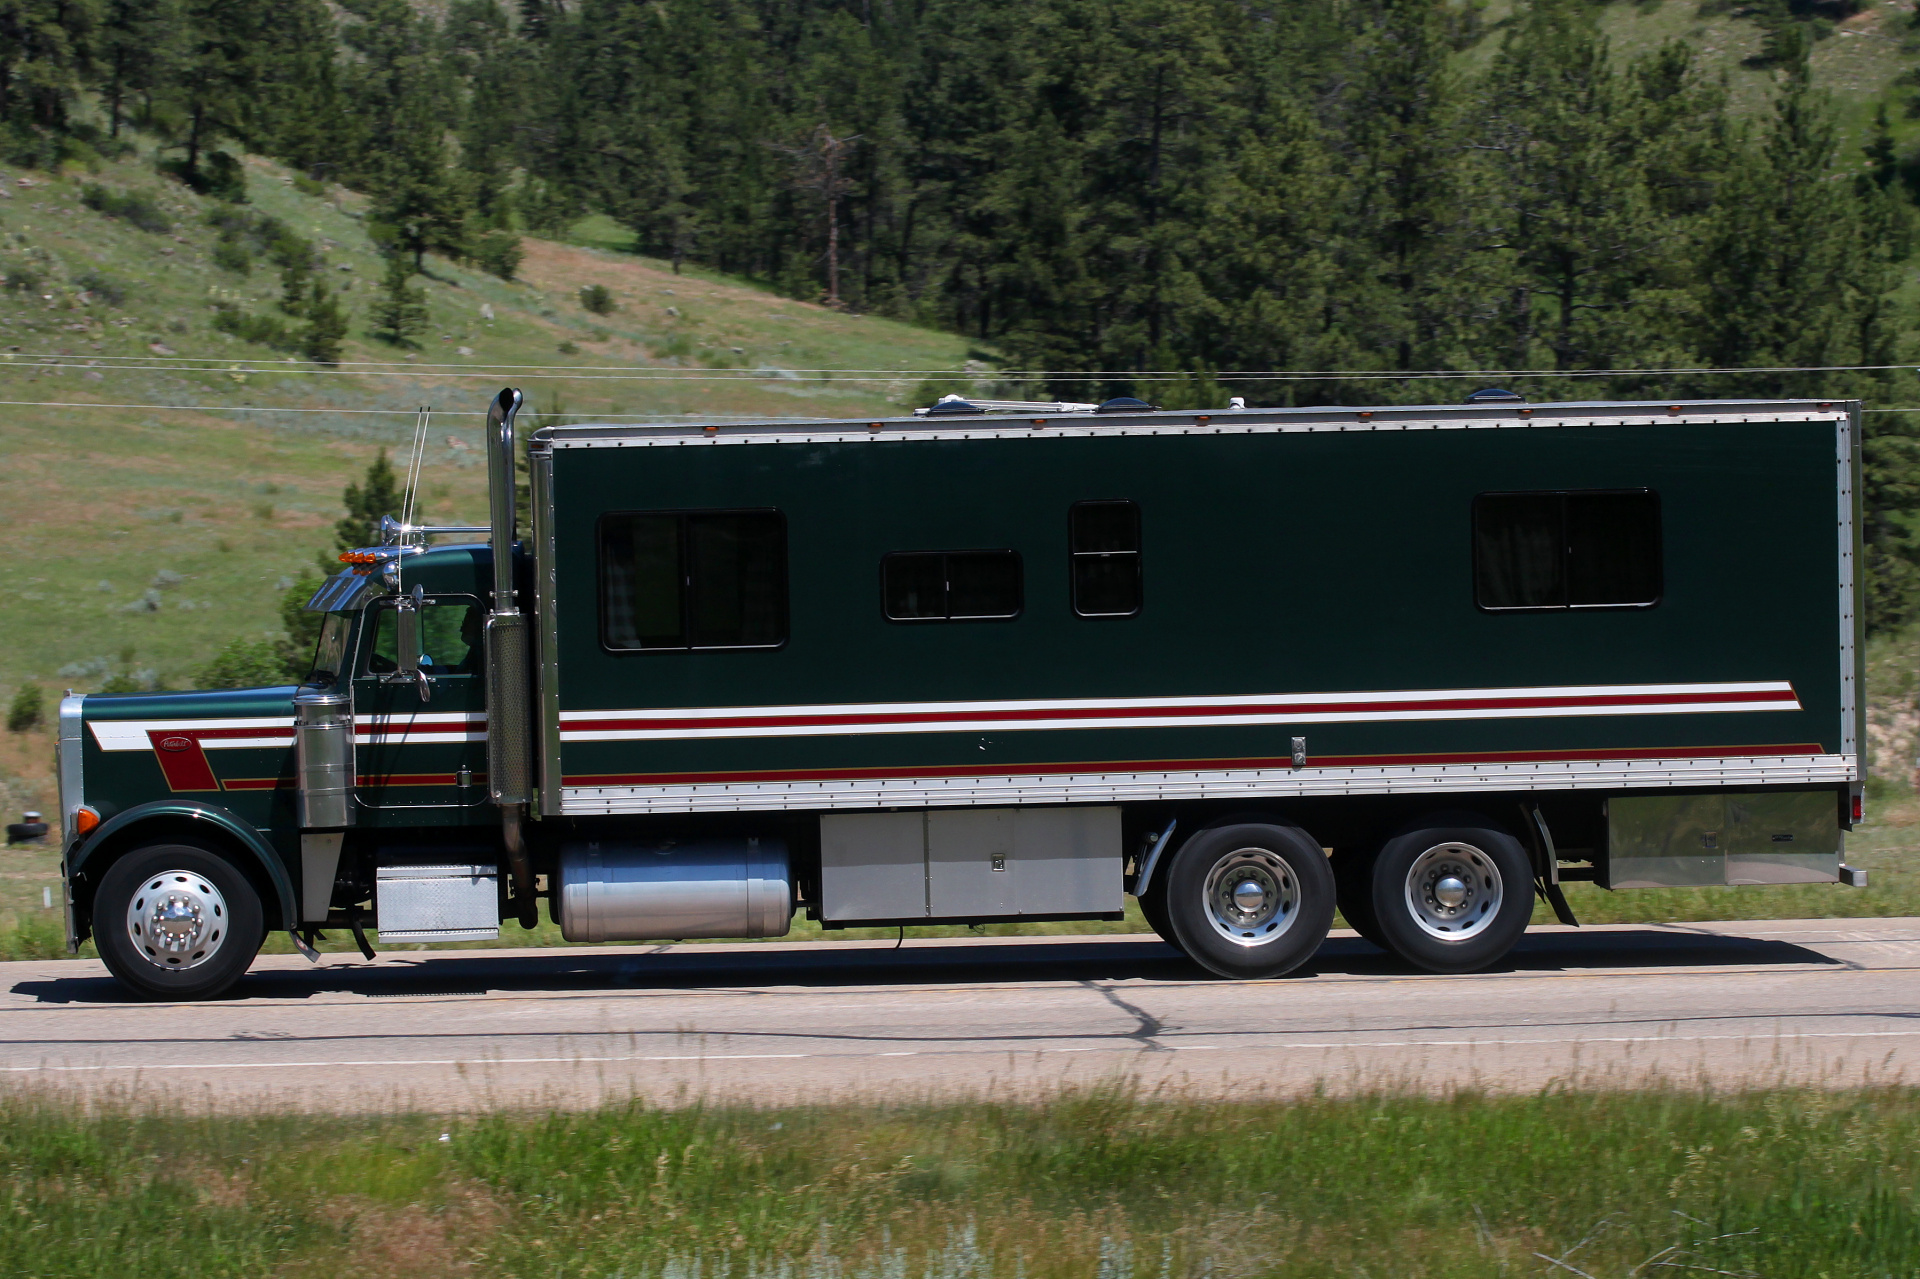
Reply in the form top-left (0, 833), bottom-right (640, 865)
top-left (0, 1051), bottom-right (809, 1073)
top-left (4, 1028), bottom-right (1918, 1074)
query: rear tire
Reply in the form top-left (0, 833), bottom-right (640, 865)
top-left (95, 842), bottom-right (265, 1001)
top-left (1368, 822), bottom-right (1532, 974)
top-left (1163, 822), bottom-right (1334, 979)
top-left (1332, 848), bottom-right (1387, 950)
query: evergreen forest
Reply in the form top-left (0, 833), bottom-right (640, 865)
top-left (7, 0), bottom-right (1920, 623)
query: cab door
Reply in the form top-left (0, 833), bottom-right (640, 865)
top-left (352, 594), bottom-right (489, 810)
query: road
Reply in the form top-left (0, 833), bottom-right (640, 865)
top-left (2, 918), bottom-right (1916, 1111)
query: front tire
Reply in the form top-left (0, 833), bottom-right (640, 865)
top-left (1164, 822), bottom-right (1334, 979)
top-left (1368, 822), bottom-right (1532, 974)
top-left (1135, 874), bottom-right (1183, 951)
top-left (95, 843), bottom-right (265, 1001)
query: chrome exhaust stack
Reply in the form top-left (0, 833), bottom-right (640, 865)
top-left (485, 387), bottom-right (538, 927)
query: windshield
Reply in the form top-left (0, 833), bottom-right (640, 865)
top-left (306, 613), bottom-right (352, 685)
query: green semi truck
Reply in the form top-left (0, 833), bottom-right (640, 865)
top-left (59, 388), bottom-right (1868, 999)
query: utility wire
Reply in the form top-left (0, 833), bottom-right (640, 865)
top-left (4, 354), bottom-right (1920, 380)
top-left (0, 395), bottom-right (1898, 421)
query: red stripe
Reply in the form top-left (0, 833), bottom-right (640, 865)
top-left (354, 773), bottom-right (486, 787)
top-left (562, 689), bottom-right (1799, 735)
top-left (221, 777), bottom-right (289, 791)
top-left (563, 742), bottom-right (1830, 789)
top-left (355, 722), bottom-right (487, 736)
top-left (160, 726), bottom-right (294, 743)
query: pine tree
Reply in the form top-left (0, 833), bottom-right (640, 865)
top-left (97, 0), bottom-right (170, 139)
top-left (301, 276), bottom-right (347, 365)
top-left (164, 0), bottom-right (271, 186)
top-left (370, 255), bottom-right (428, 346)
top-left (0, 0), bottom-right (102, 152)
top-left (335, 449), bottom-right (399, 553)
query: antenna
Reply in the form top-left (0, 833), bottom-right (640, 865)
top-left (397, 405), bottom-right (430, 592)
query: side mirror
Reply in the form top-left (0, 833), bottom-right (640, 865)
top-left (389, 586), bottom-right (432, 702)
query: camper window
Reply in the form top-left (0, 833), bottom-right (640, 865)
top-left (600, 510), bottom-right (788, 650)
top-left (1070, 500), bottom-right (1141, 616)
top-left (883, 551), bottom-right (1022, 621)
top-left (1473, 489), bottom-right (1661, 611)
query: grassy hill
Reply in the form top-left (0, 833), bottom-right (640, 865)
top-left (0, 148), bottom-right (978, 698)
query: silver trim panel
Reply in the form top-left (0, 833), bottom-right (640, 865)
top-left (530, 443), bottom-right (564, 816)
top-left (57, 692), bottom-right (84, 953)
top-left (562, 753), bottom-right (1856, 815)
top-left (1839, 413), bottom-right (1860, 762)
top-left (538, 402), bottom-right (1849, 451)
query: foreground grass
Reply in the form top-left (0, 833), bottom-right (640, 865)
top-left (0, 1086), bottom-right (1915, 1278)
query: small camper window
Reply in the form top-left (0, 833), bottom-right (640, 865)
top-left (883, 551), bottom-right (1022, 621)
top-left (600, 510), bottom-right (787, 650)
top-left (1473, 489), bottom-right (1661, 611)
top-left (1070, 500), bottom-right (1141, 616)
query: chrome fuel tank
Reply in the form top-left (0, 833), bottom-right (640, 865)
top-left (555, 837), bottom-right (792, 942)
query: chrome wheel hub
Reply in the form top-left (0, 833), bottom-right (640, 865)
top-left (1203, 848), bottom-right (1299, 947)
top-left (1404, 843), bottom-right (1503, 941)
top-left (126, 871), bottom-right (229, 971)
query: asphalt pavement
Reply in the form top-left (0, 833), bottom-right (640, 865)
top-left (2, 918), bottom-right (1916, 1111)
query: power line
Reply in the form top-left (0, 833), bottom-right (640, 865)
top-left (0, 397), bottom-right (820, 419)
top-left (0, 398), bottom-right (423, 415)
top-left (3, 354), bottom-right (1918, 381)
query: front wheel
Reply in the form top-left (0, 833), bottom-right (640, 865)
top-left (1163, 822), bottom-right (1334, 979)
top-left (94, 843), bottom-right (265, 1001)
top-left (1135, 874), bottom-right (1183, 952)
top-left (1368, 823), bottom-right (1532, 974)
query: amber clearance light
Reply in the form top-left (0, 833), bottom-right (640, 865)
top-left (72, 806), bottom-right (99, 837)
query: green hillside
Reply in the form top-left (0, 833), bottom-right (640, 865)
top-left (0, 147), bottom-right (977, 702)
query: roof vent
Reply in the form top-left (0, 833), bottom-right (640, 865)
top-left (1464, 387), bottom-right (1526, 403)
top-left (1094, 396), bottom-right (1157, 414)
top-left (923, 394), bottom-right (986, 417)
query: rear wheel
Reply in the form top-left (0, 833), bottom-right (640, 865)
top-left (1368, 822), bottom-right (1532, 974)
top-left (95, 843), bottom-right (265, 1001)
top-left (1163, 822), bottom-right (1334, 979)
top-left (1332, 848), bottom-right (1387, 950)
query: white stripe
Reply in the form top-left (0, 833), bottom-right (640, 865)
top-left (90, 711), bottom-right (489, 751)
top-left (561, 754), bottom-right (1858, 815)
top-left (562, 700), bottom-right (1799, 743)
top-left (557, 681), bottom-right (1794, 726)
top-left (558, 682), bottom-right (1801, 742)
top-left (354, 712), bottom-right (487, 726)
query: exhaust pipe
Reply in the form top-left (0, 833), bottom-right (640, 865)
top-left (485, 387), bottom-right (537, 927)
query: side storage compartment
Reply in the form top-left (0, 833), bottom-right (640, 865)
top-left (1601, 791), bottom-right (1840, 889)
top-left (820, 806), bottom-right (1122, 924)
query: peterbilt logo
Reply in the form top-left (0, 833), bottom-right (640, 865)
top-left (158, 736), bottom-right (194, 753)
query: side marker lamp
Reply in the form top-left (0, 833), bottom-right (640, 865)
top-left (72, 806), bottom-right (99, 837)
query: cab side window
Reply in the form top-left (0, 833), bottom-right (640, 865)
top-left (365, 599), bottom-right (483, 674)
top-left (600, 510), bottom-right (788, 650)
